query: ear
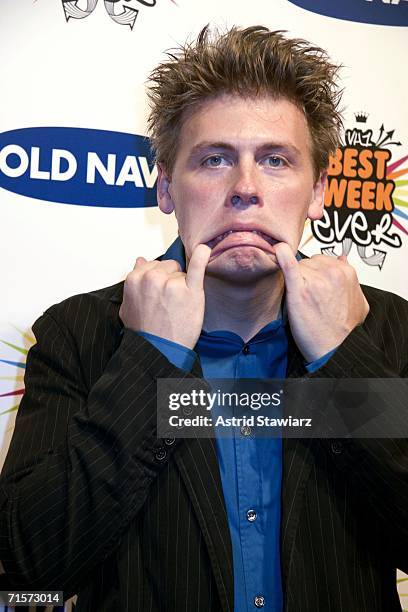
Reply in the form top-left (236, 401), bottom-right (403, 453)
top-left (307, 170), bottom-right (327, 221)
top-left (156, 163), bottom-right (175, 214)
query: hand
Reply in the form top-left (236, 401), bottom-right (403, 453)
top-left (275, 243), bottom-right (370, 362)
top-left (119, 244), bottom-right (211, 350)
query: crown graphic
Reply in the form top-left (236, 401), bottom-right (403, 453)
top-left (355, 112), bottom-right (368, 124)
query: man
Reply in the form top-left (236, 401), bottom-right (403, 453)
top-left (0, 26), bottom-right (407, 612)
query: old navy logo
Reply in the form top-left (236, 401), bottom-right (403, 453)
top-left (61, 0), bottom-right (157, 30)
top-left (287, 0), bottom-right (408, 26)
top-left (0, 127), bottom-right (157, 208)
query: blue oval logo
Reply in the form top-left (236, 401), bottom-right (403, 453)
top-left (0, 127), bottom-right (157, 208)
top-left (287, 0), bottom-right (408, 26)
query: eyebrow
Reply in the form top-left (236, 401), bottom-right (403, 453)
top-left (189, 142), bottom-right (235, 156)
top-left (188, 141), bottom-right (301, 157)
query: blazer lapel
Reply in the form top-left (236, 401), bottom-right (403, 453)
top-left (174, 438), bottom-right (234, 612)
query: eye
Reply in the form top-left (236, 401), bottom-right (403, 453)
top-left (264, 155), bottom-right (286, 168)
top-left (202, 155), bottom-right (227, 167)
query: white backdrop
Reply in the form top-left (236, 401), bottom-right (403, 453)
top-left (1, 0), bottom-right (407, 607)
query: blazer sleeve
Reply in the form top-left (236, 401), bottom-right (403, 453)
top-left (0, 304), bottom-right (194, 596)
top-left (310, 288), bottom-right (408, 572)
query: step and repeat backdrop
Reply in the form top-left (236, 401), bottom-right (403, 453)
top-left (1, 0), bottom-right (407, 609)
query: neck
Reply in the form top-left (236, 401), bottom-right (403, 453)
top-left (202, 271), bottom-right (285, 343)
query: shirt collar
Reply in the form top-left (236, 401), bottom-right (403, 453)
top-left (161, 235), bottom-right (186, 270)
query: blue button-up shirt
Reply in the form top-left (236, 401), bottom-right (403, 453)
top-left (138, 237), bottom-right (333, 612)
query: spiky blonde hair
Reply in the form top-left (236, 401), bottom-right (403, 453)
top-left (147, 25), bottom-right (343, 179)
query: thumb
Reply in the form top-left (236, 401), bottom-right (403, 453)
top-left (186, 244), bottom-right (212, 290)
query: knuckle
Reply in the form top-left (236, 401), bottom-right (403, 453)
top-left (312, 254), bottom-right (329, 264)
top-left (328, 265), bottom-right (344, 282)
top-left (143, 269), bottom-right (163, 285)
top-left (125, 270), bottom-right (139, 288)
top-left (164, 278), bottom-right (181, 297)
top-left (167, 258), bottom-right (181, 269)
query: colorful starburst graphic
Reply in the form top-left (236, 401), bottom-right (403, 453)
top-left (0, 328), bottom-right (34, 416)
top-left (397, 572), bottom-right (408, 606)
top-left (388, 153), bottom-right (408, 236)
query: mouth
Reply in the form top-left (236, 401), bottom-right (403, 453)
top-left (206, 228), bottom-right (278, 252)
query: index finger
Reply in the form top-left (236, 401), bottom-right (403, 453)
top-left (185, 244), bottom-right (212, 290)
top-left (274, 242), bottom-right (303, 290)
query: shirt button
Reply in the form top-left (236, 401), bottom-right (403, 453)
top-left (240, 425), bottom-right (252, 437)
top-left (155, 447), bottom-right (167, 461)
top-left (246, 509), bottom-right (257, 522)
top-left (254, 595), bottom-right (265, 608)
top-left (164, 437), bottom-right (175, 446)
top-left (242, 344), bottom-right (250, 355)
top-left (331, 441), bottom-right (343, 455)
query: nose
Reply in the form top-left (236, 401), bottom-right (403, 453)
top-left (231, 194), bottom-right (259, 207)
top-left (227, 162), bottom-right (263, 210)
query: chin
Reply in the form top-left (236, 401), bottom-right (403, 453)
top-left (206, 248), bottom-right (279, 285)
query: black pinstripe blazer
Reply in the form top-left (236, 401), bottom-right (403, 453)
top-left (0, 275), bottom-right (407, 611)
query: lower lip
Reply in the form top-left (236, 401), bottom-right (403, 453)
top-left (209, 231), bottom-right (277, 257)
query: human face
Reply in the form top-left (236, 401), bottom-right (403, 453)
top-left (157, 94), bottom-right (326, 283)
